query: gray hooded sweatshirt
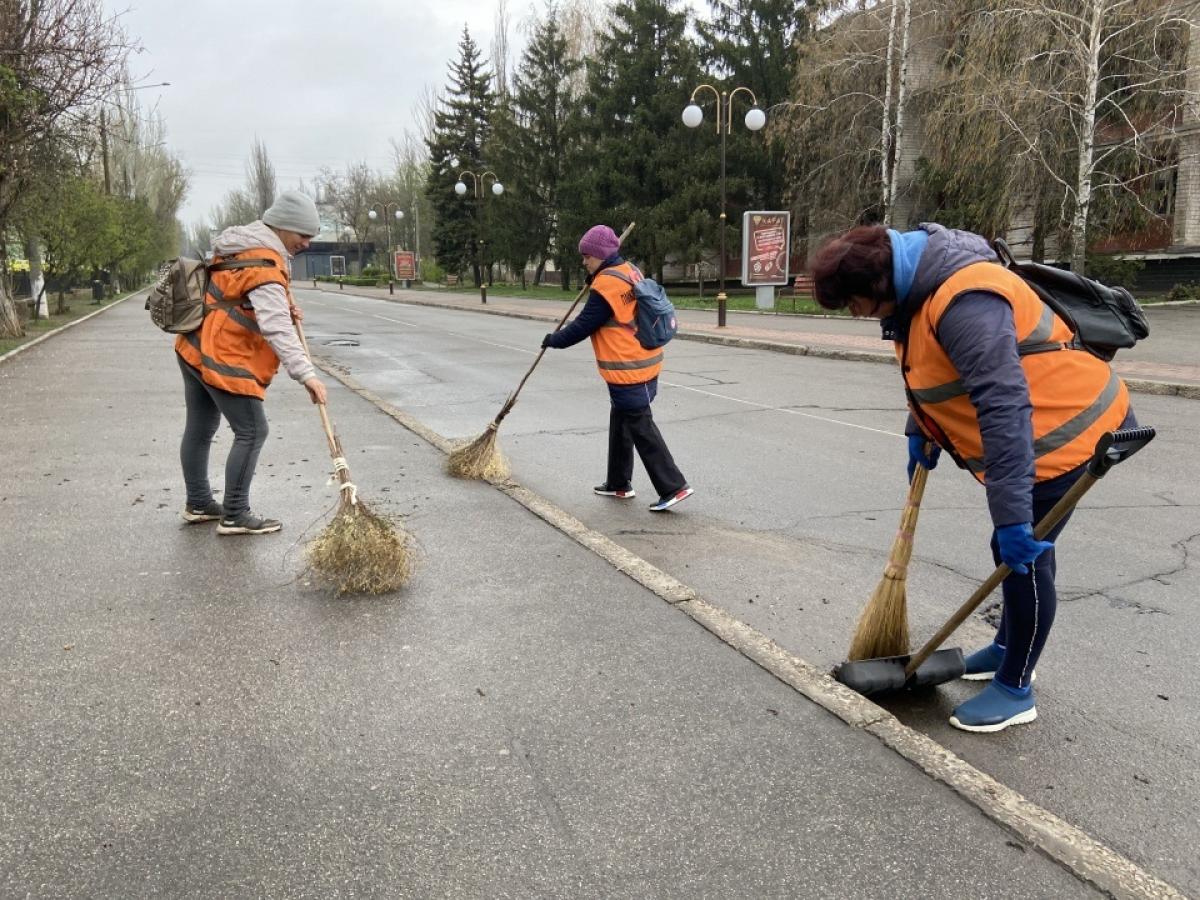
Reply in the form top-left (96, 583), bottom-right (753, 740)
top-left (211, 221), bottom-right (315, 385)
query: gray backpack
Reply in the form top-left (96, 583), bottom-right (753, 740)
top-left (146, 256), bottom-right (277, 333)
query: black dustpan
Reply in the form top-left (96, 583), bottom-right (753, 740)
top-left (834, 426), bottom-right (1156, 699)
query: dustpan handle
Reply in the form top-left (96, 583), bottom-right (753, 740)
top-left (904, 426), bottom-right (1155, 677)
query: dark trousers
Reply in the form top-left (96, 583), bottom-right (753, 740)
top-left (178, 354), bottom-right (268, 517)
top-left (606, 405), bottom-right (686, 499)
top-left (990, 408), bottom-right (1137, 689)
top-left (990, 477), bottom-right (1076, 690)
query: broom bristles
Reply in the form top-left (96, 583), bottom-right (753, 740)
top-left (845, 465), bottom-right (929, 661)
top-left (847, 566), bottom-right (911, 661)
top-left (446, 423), bottom-right (509, 480)
top-left (306, 498), bottom-right (415, 596)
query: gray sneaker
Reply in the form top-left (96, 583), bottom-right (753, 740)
top-left (182, 500), bottom-right (224, 523)
top-left (217, 511), bottom-right (282, 535)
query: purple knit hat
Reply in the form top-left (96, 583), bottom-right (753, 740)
top-left (578, 224), bottom-right (620, 259)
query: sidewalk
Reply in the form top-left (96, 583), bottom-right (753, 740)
top-left (0, 298), bottom-right (1124, 898)
top-left (316, 282), bottom-right (1200, 399)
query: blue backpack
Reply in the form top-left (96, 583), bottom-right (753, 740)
top-left (603, 266), bottom-right (678, 350)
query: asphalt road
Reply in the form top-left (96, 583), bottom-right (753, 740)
top-left (295, 286), bottom-right (1200, 895)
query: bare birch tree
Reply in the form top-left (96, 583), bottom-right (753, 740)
top-left (960, 0), bottom-right (1199, 273)
top-left (781, 2), bottom-right (893, 234)
top-left (886, 0), bottom-right (914, 218)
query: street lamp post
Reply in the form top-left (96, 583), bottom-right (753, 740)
top-left (682, 84), bottom-right (766, 327)
top-left (452, 163), bottom-right (504, 304)
top-left (412, 201), bottom-right (421, 280)
top-left (368, 204), bottom-right (406, 293)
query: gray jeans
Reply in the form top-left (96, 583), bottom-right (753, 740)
top-left (177, 354), bottom-right (268, 517)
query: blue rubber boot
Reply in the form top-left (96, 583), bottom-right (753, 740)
top-left (961, 642), bottom-right (1004, 681)
top-left (961, 642), bottom-right (1035, 683)
top-left (949, 680), bottom-right (1037, 733)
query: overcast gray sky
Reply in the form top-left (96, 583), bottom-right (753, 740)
top-left (107, 0), bottom-right (517, 228)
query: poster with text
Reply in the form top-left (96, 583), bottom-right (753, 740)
top-left (394, 251), bottom-right (417, 280)
top-left (740, 212), bottom-right (790, 286)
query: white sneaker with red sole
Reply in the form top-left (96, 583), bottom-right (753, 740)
top-left (594, 483), bottom-right (636, 499)
top-left (649, 486), bottom-right (693, 512)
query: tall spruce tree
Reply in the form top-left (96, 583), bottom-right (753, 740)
top-left (697, 0), bottom-right (811, 242)
top-left (426, 27), bottom-right (497, 285)
top-left (489, 5), bottom-right (582, 289)
top-left (568, 0), bottom-right (712, 280)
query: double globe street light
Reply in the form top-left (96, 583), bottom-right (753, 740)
top-left (682, 85), bottom-right (766, 327)
top-left (451, 157), bottom-right (504, 303)
top-left (367, 204), bottom-right (405, 292)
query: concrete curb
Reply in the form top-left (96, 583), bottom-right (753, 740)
top-left (317, 285), bottom-right (1198, 400)
top-left (312, 355), bottom-right (1187, 900)
top-left (0, 290), bottom-right (142, 368)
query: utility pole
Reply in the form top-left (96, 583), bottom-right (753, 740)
top-left (99, 108), bottom-right (111, 195)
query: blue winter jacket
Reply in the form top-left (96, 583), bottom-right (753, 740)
top-left (891, 224), bottom-right (1133, 526)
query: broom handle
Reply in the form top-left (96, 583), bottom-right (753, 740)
top-left (888, 456), bottom-right (930, 571)
top-left (293, 317), bottom-right (354, 490)
top-left (903, 469), bottom-right (1099, 677)
top-left (491, 222), bottom-right (635, 428)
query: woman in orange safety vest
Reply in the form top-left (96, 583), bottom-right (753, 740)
top-left (175, 190), bottom-right (327, 535)
top-left (811, 223), bottom-right (1136, 734)
top-left (541, 225), bottom-right (693, 512)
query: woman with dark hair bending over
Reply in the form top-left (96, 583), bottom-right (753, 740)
top-left (811, 223), bottom-right (1136, 733)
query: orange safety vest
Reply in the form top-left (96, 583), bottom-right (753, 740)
top-left (589, 262), bottom-right (663, 385)
top-left (174, 248), bottom-right (292, 400)
top-left (897, 262), bottom-right (1129, 483)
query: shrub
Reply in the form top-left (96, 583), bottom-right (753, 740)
top-left (1165, 282), bottom-right (1200, 303)
top-left (421, 258), bottom-right (445, 283)
top-left (1085, 253), bottom-right (1144, 288)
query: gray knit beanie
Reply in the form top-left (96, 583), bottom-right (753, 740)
top-left (263, 190), bottom-right (320, 237)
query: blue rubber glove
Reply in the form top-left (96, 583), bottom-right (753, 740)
top-left (906, 435), bottom-right (941, 482)
top-left (995, 523), bottom-right (1054, 575)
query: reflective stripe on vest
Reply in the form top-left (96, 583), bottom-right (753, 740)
top-left (588, 262), bottom-right (663, 385)
top-left (898, 262), bottom-right (1129, 483)
top-left (173, 247), bottom-right (290, 399)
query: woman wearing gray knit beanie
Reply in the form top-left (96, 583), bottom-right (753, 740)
top-left (173, 190), bottom-right (328, 536)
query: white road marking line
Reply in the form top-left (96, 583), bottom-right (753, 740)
top-left (307, 295), bottom-right (901, 438)
top-left (661, 381), bottom-right (903, 438)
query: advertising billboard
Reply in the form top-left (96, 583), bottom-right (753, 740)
top-left (740, 212), bottom-right (791, 286)
top-left (394, 251), bottom-right (417, 280)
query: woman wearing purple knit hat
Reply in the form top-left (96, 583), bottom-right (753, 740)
top-left (540, 224), bottom-right (693, 512)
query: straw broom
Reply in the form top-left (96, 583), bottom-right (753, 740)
top-left (446, 222), bottom-right (636, 480)
top-left (846, 455), bottom-right (931, 661)
top-left (295, 320), bottom-right (415, 595)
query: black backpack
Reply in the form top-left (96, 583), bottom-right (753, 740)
top-left (993, 239), bottom-right (1149, 361)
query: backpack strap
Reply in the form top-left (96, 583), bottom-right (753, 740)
top-left (207, 258), bottom-right (278, 273)
top-left (992, 238), bottom-right (1017, 269)
top-left (204, 258), bottom-right (281, 310)
top-left (598, 264), bottom-right (643, 286)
